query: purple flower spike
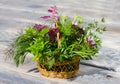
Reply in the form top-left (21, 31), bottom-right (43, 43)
top-left (41, 16), bottom-right (51, 19)
top-left (48, 28), bottom-right (59, 43)
top-left (53, 28), bottom-right (59, 34)
top-left (33, 24), bottom-right (47, 30)
top-left (48, 28), bottom-right (59, 35)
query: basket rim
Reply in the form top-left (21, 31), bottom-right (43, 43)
top-left (36, 57), bottom-right (80, 66)
top-left (53, 57), bottom-right (80, 66)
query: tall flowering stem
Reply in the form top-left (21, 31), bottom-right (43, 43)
top-left (55, 22), bottom-right (60, 48)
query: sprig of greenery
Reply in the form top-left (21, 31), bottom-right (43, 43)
top-left (13, 27), bottom-right (40, 66)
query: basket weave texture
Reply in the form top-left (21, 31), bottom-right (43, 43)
top-left (37, 58), bottom-right (80, 79)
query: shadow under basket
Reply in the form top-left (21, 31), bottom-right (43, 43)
top-left (37, 58), bottom-right (80, 79)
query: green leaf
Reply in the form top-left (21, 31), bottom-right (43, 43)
top-left (103, 27), bottom-right (106, 31)
top-left (32, 55), bottom-right (38, 61)
top-left (74, 14), bottom-right (84, 23)
top-left (47, 58), bottom-right (55, 69)
top-left (95, 21), bottom-right (98, 27)
top-left (101, 18), bottom-right (105, 23)
top-left (20, 55), bottom-right (25, 64)
top-left (60, 55), bottom-right (63, 62)
top-left (25, 27), bottom-right (33, 34)
top-left (64, 21), bottom-right (72, 35)
top-left (60, 15), bottom-right (67, 24)
top-left (59, 15), bottom-right (72, 36)
top-left (39, 28), bottom-right (49, 35)
top-left (14, 55), bottom-right (19, 67)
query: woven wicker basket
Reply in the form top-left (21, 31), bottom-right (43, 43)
top-left (37, 58), bottom-right (80, 79)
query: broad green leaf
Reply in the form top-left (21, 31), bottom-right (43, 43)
top-left (40, 28), bottom-right (49, 35)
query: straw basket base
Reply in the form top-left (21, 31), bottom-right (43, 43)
top-left (37, 58), bottom-right (80, 79)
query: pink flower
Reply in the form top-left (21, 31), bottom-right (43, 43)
top-left (59, 35), bottom-right (62, 39)
top-left (72, 24), bottom-right (77, 28)
top-left (51, 6), bottom-right (57, 10)
top-left (48, 9), bottom-right (53, 13)
top-left (41, 16), bottom-right (50, 19)
top-left (48, 9), bottom-right (58, 14)
top-left (87, 37), bottom-right (95, 46)
top-left (72, 20), bottom-right (78, 28)
top-left (53, 16), bottom-right (59, 20)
